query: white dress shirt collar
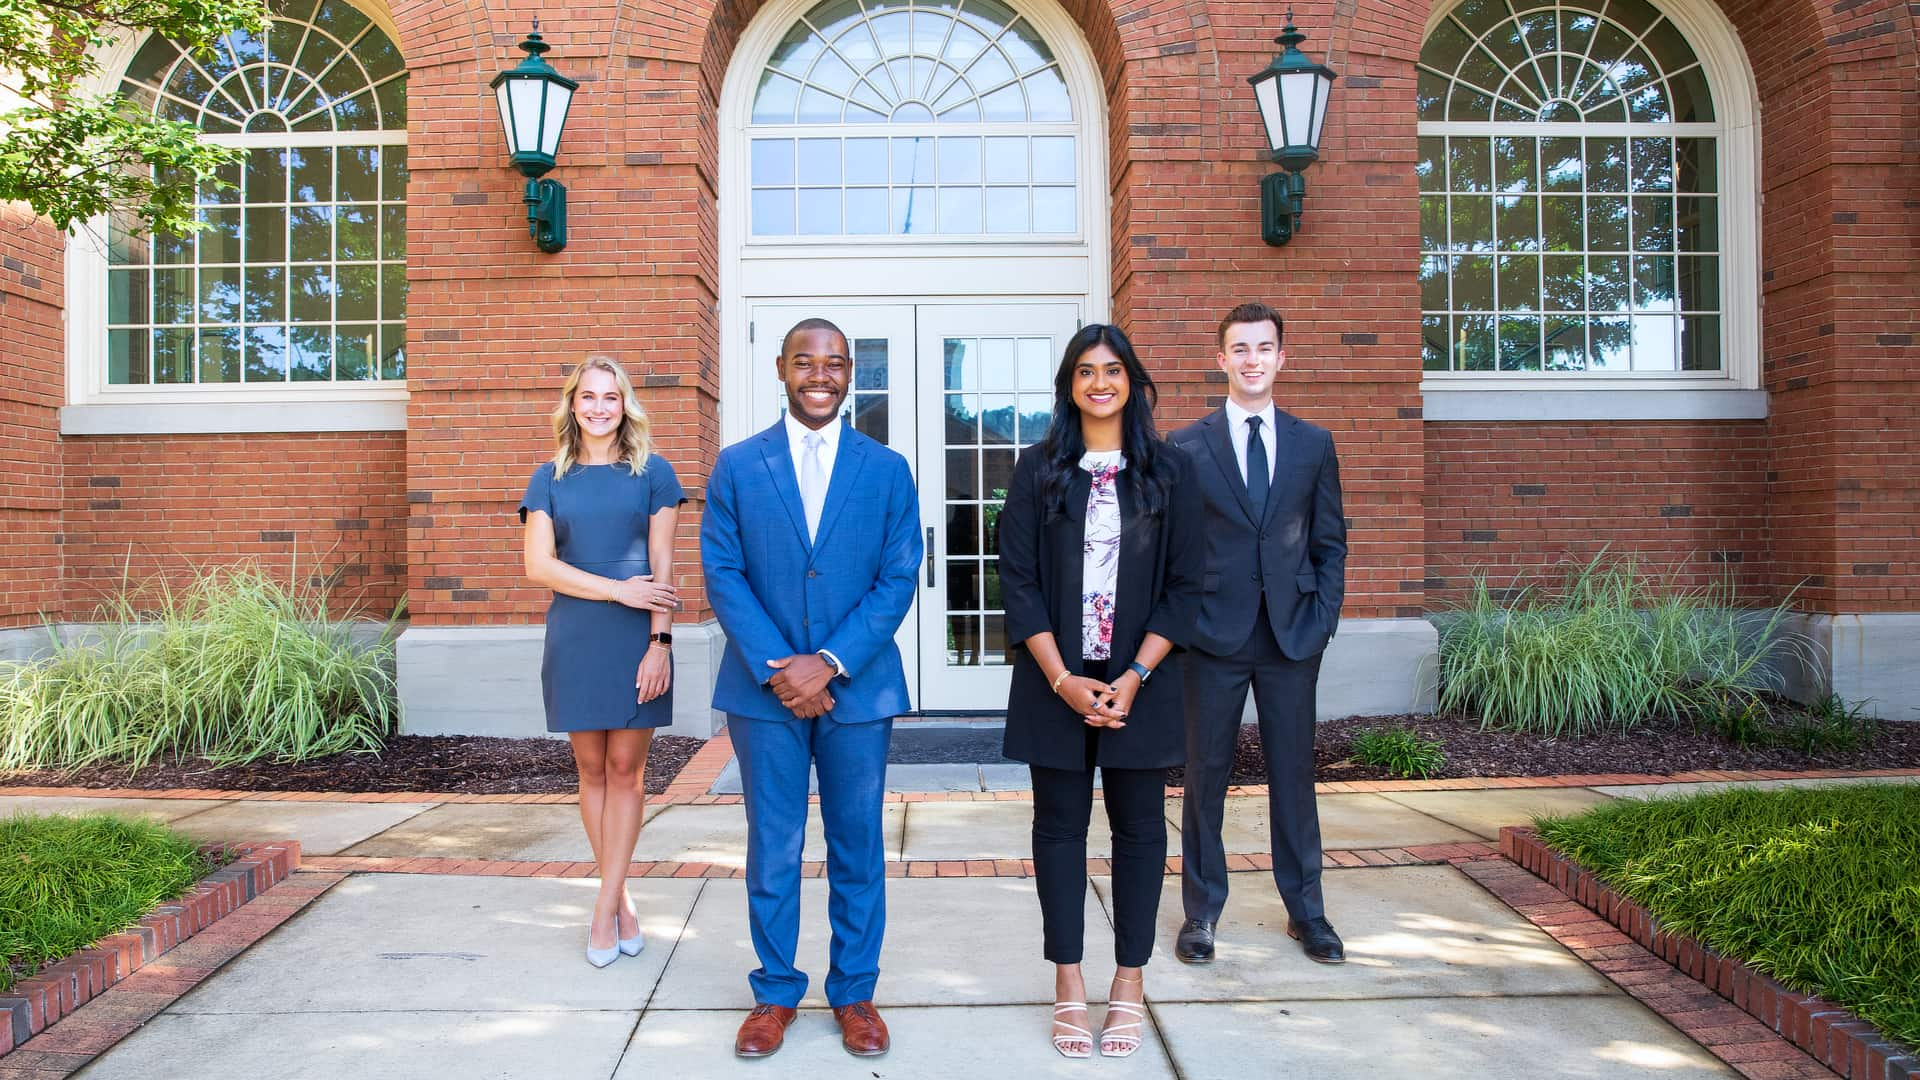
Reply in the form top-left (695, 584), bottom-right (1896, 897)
top-left (1222, 398), bottom-right (1277, 483)
top-left (783, 408), bottom-right (844, 465)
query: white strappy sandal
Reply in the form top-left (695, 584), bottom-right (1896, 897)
top-left (1052, 1002), bottom-right (1093, 1059)
top-left (1100, 980), bottom-right (1146, 1058)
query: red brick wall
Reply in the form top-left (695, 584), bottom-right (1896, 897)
top-left (59, 434), bottom-right (407, 620)
top-left (0, 207), bottom-right (66, 630)
top-left (1727, 0), bottom-right (1920, 613)
top-left (1424, 422), bottom-right (1772, 606)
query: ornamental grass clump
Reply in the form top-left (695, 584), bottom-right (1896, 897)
top-left (1434, 552), bottom-right (1809, 737)
top-left (0, 563), bottom-right (398, 770)
top-left (0, 812), bottom-right (216, 993)
top-left (1535, 783), bottom-right (1920, 1050)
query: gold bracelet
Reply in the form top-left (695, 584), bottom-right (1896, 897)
top-left (1051, 669), bottom-right (1071, 694)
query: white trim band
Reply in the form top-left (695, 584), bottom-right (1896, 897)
top-left (61, 400), bottom-right (408, 435)
top-left (1421, 388), bottom-right (1768, 421)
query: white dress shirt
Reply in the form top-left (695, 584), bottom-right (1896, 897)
top-left (781, 409), bottom-right (849, 677)
top-left (1222, 398), bottom-right (1278, 488)
top-left (784, 408), bottom-right (843, 490)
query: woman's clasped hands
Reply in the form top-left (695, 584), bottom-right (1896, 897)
top-left (1058, 672), bottom-right (1140, 729)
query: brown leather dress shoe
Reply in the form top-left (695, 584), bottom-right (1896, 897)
top-left (832, 1000), bottom-right (890, 1056)
top-left (734, 1004), bottom-right (798, 1057)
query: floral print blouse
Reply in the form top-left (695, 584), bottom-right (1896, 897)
top-left (1080, 450), bottom-right (1126, 660)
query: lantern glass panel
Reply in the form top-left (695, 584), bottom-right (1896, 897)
top-left (1252, 75), bottom-right (1284, 154)
top-left (494, 83), bottom-right (515, 151)
top-left (539, 82), bottom-right (573, 157)
top-left (508, 79), bottom-right (546, 153)
top-left (1279, 70), bottom-right (1316, 149)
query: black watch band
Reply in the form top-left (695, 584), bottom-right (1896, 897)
top-left (1127, 661), bottom-right (1152, 684)
top-left (649, 631), bottom-right (674, 645)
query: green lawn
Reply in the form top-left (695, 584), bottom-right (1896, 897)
top-left (0, 813), bottom-right (215, 992)
top-left (1536, 783), bottom-right (1920, 1049)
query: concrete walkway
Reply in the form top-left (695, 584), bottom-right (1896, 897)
top-left (8, 777), bottom-right (1882, 1079)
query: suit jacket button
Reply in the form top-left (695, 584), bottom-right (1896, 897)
top-left (1252, 575), bottom-right (1262, 583)
top-left (807, 570), bottom-right (818, 578)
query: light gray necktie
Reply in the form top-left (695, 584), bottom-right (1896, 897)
top-left (801, 431), bottom-right (827, 542)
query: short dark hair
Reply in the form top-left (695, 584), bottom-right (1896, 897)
top-left (1217, 302), bottom-right (1284, 350)
top-left (781, 317), bottom-right (848, 356)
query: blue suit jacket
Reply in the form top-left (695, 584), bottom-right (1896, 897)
top-left (701, 417), bottom-right (923, 724)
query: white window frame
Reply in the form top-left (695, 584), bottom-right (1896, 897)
top-left (62, 10), bottom-right (409, 436)
top-left (1416, 0), bottom-right (1764, 421)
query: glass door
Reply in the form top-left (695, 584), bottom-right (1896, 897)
top-left (914, 303), bottom-right (1080, 710)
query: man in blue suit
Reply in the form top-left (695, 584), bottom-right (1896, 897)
top-left (701, 318), bottom-right (922, 1059)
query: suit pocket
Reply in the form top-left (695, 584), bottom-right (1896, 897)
top-left (1296, 572), bottom-right (1319, 594)
top-left (1203, 572), bottom-right (1220, 594)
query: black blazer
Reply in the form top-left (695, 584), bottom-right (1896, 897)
top-left (996, 444), bottom-right (1204, 771)
top-left (1168, 406), bottom-right (1346, 660)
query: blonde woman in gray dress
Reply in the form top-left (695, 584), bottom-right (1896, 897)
top-left (520, 356), bottom-right (686, 967)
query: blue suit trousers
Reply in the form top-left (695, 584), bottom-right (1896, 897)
top-left (730, 712), bottom-right (892, 1008)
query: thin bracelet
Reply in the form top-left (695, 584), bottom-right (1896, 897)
top-left (1051, 669), bottom-right (1071, 694)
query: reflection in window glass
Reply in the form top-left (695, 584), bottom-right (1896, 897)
top-left (748, 0), bottom-right (1077, 239)
top-left (109, 0), bottom-right (406, 385)
top-left (1417, 0), bottom-right (1722, 373)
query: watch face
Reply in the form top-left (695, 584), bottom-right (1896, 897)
top-left (651, 632), bottom-right (674, 644)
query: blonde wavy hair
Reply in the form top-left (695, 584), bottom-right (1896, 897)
top-left (551, 355), bottom-right (652, 477)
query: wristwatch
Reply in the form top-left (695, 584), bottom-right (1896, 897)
top-left (648, 632), bottom-right (674, 646)
top-left (1127, 661), bottom-right (1153, 684)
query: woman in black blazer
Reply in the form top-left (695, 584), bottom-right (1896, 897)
top-left (997, 323), bottom-right (1203, 1058)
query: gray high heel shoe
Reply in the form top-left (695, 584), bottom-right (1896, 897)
top-left (586, 918), bottom-right (620, 968)
top-left (617, 899), bottom-right (645, 956)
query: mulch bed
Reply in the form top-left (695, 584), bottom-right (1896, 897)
top-left (1168, 712), bottom-right (1920, 787)
top-left (0, 735), bottom-right (704, 796)
top-left (5, 714), bottom-right (1917, 795)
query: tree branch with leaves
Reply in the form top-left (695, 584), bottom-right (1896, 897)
top-left (0, 0), bottom-right (267, 236)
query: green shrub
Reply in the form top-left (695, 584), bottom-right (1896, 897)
top-left (0, 563), bottom-right (399, 769)
top-left (1349, 725), bottom-right (1446, 779)
top-left (0, 813), bottom-right (216, 992)
top-left (1434, 552), bottom-right (1809, 737)
top-left (1766, 693), bottom-right (1881, 754)
top-left (1536, 783), bottom-right (1920, 1049)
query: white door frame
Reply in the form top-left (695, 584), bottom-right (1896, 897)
top-left (715, 0), bottom-right (1111, 452)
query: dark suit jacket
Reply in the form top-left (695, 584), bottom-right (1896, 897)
top-left (996, 444), bottom-right (1204, 771)
top-left (1168, 406), bottom-right (1346, 661)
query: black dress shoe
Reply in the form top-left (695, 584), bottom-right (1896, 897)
top-left (1286, 917), bottom-right (1345, 964)
top-left (1175, 918), bottom-right (1215, 964)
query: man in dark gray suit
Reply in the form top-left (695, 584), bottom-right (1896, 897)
top-left (1169, 301), bottom-right (1347, 965)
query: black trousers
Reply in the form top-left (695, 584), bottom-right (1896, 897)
top-left (1029, 661), bottom-right (1169, 968)
top-left (1180, 602), bottom-right (1325, 924)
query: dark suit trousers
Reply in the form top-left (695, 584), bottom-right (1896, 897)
top-left (1029, 661), bottom-right (1168, 968)
top-left (1180, 607), bottom-right (1325, 923)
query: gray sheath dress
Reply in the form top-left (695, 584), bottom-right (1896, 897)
top-left (518, 455), bottom-right (686, 732)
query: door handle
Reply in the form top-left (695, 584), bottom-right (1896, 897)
top-left (925, 527), bottom-right (936, 587)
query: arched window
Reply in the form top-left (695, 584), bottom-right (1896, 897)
top-left (1417, 0), bottom-right (1745, 378)
top-left (746, 0), bottom-right (1078, 237)
top-left (101, 0), bottom-right (407, 387)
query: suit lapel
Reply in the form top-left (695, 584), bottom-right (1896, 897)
top-left (1261, 410), bottom-right (1306, 529)
top-left (756, 420), bottom-right (813, 555)
top-left (1201, 409), bottom-right (1259, 525)
top-left (808, 420), bottom-right (870, 556)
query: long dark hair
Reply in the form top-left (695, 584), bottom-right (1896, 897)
top-left (1038, 323), bottom-right (1174, 517)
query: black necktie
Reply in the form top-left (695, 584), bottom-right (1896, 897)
top-left (1246, 415), bottom-right (1268, 519)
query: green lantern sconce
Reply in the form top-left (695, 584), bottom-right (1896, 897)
top-left (490, 22), bottom-right (578, 253)
top-left (1247, 13), bottom-right (1337, 246)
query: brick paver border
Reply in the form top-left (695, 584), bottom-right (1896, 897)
top-left (0, 841), bottom-right (314, 1073)
top-left (1492, 825), bottom-right (1917, 1080)
top-left (6, 729), bottom-right (1916, 806)
top-left (301, 841), bottom-right (1501, 880)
